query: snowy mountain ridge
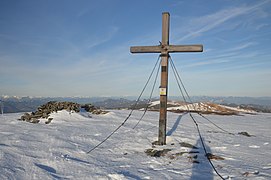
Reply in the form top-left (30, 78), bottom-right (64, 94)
top-left (1, 96), bottom-right (271, 113)
top-left (148, 100), bottom-right (257, 115)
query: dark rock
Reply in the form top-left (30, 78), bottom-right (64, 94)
top-left (145, 148), bottom-right (171, 157)
top-left (81, 103), bottom-right (108, 115)
top-left (238, 131), bottom-right (252, 137)
top-left (206, 153), bottom-right (224, 160)
top-left (30, 118), bottom-right (40, 124)
top-left (180, 142), bottom-right (198, 149)
top-left (45, 118), bottom-right (53, 124)
top-left (19, 101), bottom-right (106, 124)
top-left (19, 101), bottom-right (81, 124)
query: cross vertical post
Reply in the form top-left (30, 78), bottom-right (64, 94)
top-left (159, 12), bottom-right (170, 145)
top-left (130, 12), bottom-right (203, 146)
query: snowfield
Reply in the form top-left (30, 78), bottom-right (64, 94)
top-left (0, 110), bottom-right (271, 179)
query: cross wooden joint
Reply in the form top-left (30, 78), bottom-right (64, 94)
top-left (130, 44), bottom-right (203, 54)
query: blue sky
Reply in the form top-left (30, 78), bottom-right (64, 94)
top-left (0, 0), bottom-right (271, 97)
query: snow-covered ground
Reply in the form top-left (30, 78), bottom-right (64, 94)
top-left (0, 110), bottom-right (270, 179)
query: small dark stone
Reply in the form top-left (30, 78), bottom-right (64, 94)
top-left (206, 153), bottom-right (224, 160)
top-left (180, 142), bottom-right (198, 149)
top-left (238, 132), bottom-right (252, 137)
top-left (145, 148), bottom-right (171, 157)
top-left (45, 118), bottom-right (53, 124)
top-left (151, 141), bottom-right (159, 145)
top-left (81, 103), bottom-right (108, 114)
top-left (30, 118), bottom-right (40, 124)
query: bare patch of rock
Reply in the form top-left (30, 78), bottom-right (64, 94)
top-left (19, 101), bottom-right (108, 124)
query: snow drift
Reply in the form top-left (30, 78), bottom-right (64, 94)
top-left (0, 110), bottom-right (270, 179)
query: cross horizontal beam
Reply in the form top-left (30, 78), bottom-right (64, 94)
top-left (130, 44), bottom-right (203, 54)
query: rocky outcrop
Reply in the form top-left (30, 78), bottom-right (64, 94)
top-left (19, 101), bottom-right (80, 124)
top-left (81, 104), bottom-right (108, 115)
top-left (19, 101), bottom-right (108, 124)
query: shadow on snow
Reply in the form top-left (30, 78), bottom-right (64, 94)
top-left (190, 137), bottom-right (214, 180)
top-left (167, 113), bottom-right (187, 136)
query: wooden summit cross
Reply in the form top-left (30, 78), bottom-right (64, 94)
top-left (130, 12), bottom-right (203, 145)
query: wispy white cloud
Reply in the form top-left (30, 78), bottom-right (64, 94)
top-left (184, 59), bottom-right (231, 68)
top-left (177, 0), bottom-right (271, 42)
top-left (86, 26), bottom-right (119, 49)
top-left (180, 44), bottom-right (260, 69)
top-left (224, 42), bottom-right (256, 52)
top-left (255, 23), bottom-right (269, 30)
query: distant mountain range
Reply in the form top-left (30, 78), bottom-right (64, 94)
top-left (187, 96), bottom-right (271, 106)
top-left (1, 96), bottom-right (271, 113)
